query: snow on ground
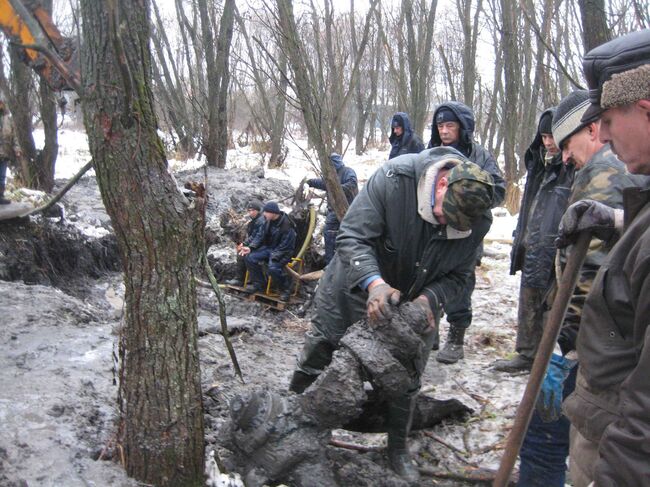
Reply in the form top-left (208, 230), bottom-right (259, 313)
top-left (7, 128), bottom-right (528, 484)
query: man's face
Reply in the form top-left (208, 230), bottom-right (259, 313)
top-left (247, 208), bottom-right (259, 219)
top-left (437, 122), bottom-right (461, 146)
top-left (263, 211), bottom-right (279, 221)
top-left (599, 101), bottom-right (650, 174)
top-left (541, 133), bottom-right (559, 155)
top-left (393, 125), bottom-right (403, 137)
top-left (561, 126), bottom-right (595, 169)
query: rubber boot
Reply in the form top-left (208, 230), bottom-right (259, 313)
top-left (289, 370), bottom-right (317, 394)
top-left (386, 396), bottom-right (420, 483)
top-left (436, 326), bottom-right (465, 364)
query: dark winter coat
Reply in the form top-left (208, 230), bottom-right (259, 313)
top-left (263, 212), bottom-right (296, 264)
top-left (308, 165), bottom-right (359, 217)
top-left (243, 213), bottom-right (266, 250)
top-left (563, 179), bottom-right (650, 486)
top-left (510, 107), bottom-right (575, 288)
top-left (428, 101), bottom-right (505, 207)
top-left (388, 112), bottom-right (425, 159)
top-left (310, 148), bottom-right (492, 344)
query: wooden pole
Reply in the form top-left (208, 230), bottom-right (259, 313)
top-left (494, 232), bottom-right (591, 486)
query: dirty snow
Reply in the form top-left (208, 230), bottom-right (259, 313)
top-left (1, 129), bottom-right (530, 486)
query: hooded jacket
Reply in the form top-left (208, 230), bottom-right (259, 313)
top-left (388, 112), bottom-right (425, 159)
top-left (510, 107), bottom-right (575, 288)
top-left (428, 101), bottom-right (505, 207)
top-left (307, 155), bottom-right (359, 216)
top-left (309, 148), bottom-right (493, 344)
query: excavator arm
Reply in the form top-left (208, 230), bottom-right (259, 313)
top-left (0, 0), bottom-right (79, 91)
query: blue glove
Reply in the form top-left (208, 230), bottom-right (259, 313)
top-left (535, 353), bottom-right (577, 422)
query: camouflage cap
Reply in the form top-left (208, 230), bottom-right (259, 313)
top-left (442, 162), bottom-right (494, 231)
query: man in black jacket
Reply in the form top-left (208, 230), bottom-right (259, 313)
top-left (427, 101), bottom-right (506, 363)
top-left (289, 148), bottom-right (495, 481)
top-left (307, 153), bottom-right (358, 264)
top-left (244, 201), bottom-right (297, 301)
top-left (496, 108), bottom-right (575, 373)
top-left (226, 200), bottom-right (266, 287)
top-left (388, 112), bottom-right (424, 159)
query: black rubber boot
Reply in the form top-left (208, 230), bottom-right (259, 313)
top-left (288, 370), bottom-right (317, 394)
top-left (386, 396), bottom-right (420, 483)
top-left (436, 326), bottom-right (466, 364)
top-left (492, 354), bottom-right (533, 373)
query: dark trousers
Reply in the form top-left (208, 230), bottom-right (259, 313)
top-left (0, 159), bottom-right (7, 188)
top-left (324, 212), bottom-right (340, 265)
top-left (244, 247), bottom-right (290, 290)
top-left (518, 366), bottom-right (578, 487)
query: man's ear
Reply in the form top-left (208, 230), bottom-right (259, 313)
top-left (638, 99), bottom-right (650, 120)
top-left (588, 122), bottom-right (599, 141)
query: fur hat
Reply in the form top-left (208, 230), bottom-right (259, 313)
top-left (262, 201), bottom-right (281, 214)
top-left (247, 200), bottom-right (263, 211)
top-left (552, 90), bottom-right (590, 149)
top-left (582, 29), bottom-right (650, 122)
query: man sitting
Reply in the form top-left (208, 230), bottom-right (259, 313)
top-left (227, 200), bottom-right (266, 287)
top-left (244, 201), bottom-right (297, 301)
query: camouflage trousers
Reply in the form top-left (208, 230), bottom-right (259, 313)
top-left (515, 285), bottom-right (548, 360)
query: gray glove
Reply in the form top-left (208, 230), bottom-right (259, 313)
top-left (367, 282), bottom-right (401, 322)
top-left (556, 199), bottom-right (622, 248)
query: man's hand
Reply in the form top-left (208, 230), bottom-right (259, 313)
top-left (366, 281), bottom-right (400, 322)
top-left (535, 353), bottom-right (577, 422)
top-left (412, 295), bottom-right (436, 330)
top-left (556, 200), bottom-right (622, 248)
top-left (238, 246), bottom-right (251, 257)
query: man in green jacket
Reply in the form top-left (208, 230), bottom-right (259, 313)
top-left (289, 147), bottom-right (495, 481)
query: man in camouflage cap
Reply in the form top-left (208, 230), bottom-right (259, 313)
top-left (554, 29), bottom-right (650, 486)
top-left (288, 147), bottom-right (493, 482)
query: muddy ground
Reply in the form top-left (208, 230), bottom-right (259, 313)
top-left (0, 167), bottom-right (526, 486)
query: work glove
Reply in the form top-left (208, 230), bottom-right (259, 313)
top-left (556, 200), bottom-right (622, 248)
top-left (535, 353), bottom-right (577, 422)
top-left (412, 295), bottom-right (437, 331)
top-left (366, 282), bottom-right (401, 322)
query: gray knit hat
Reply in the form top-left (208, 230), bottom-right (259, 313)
top-left (552, 90), bottom-right (590, 149)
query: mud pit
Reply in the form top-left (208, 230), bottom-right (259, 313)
top-left (0, 167), bottom-right (526, 486)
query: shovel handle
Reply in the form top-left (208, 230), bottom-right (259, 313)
top-left (494, 232), bottom-right (591, 486)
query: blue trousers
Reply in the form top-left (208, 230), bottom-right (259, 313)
top-left (244, 247), bottom-right (290, 290)
top-left (518, 366), bottom-right (578, 486)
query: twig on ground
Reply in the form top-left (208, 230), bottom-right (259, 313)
top-left (329, 438), bottom-right (382, 453)
top-left (419, 465), bottom-right (517, 485)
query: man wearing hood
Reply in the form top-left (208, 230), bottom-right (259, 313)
top-left (307, 153), bottom-right (358, 264)
top-left (388, 112), bottom-right (424, 159)
top-left (427, 101), bottom-right (506, 364)
top-left (289, 147), bottom-right (495, 481)
top-left (498, 108), bottom-right (575, 374)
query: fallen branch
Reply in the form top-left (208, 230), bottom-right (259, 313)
top-left (329, 439), bottom-right (382, 453)
top-left (423, 431), bottom-right (478, 467)
top-left (419, 465), bottom-right (517, 486)
top-left (24, 159), bottom-right (94, 217)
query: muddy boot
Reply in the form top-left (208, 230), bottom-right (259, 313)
top-left (289, 370), bottom-right (318, 394)
top-left (436, 326), bottom-right (465, 364)
top-left (386, 396), bottom-right (420, 483)
top-left (431, 325), bottom-right (439, 351)
top-left (492, 354), bottom-right (533, 373)
top-left (0, 185), bottom-right (9, 205)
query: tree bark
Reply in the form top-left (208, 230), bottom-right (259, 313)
top-left (78, 1), bottom-right (204, 485)
top-left (577, 0), bottom-right (611, 52)
top-left (214, 0), bottom-right (235, 168)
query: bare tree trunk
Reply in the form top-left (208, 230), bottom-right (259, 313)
top-left (78, 1), bottom-right (205, 485)
top-left (578, 0), bottom-right (611, 51)
top-left (500, 0), bottom-right (521, 214)
top-left (215, 0), bottom-right (236, 168)
top-left (269, 52), bottom-right (288, 167)
top-left (198, 0), bottom-right (219, 166)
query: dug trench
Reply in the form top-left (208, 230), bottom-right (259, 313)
top-left (0, 167), bottom-right (526, 486)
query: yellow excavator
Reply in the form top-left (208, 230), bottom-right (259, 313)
top-left (0, 0), bottom-right (79, 92)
